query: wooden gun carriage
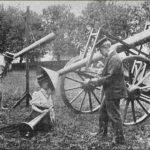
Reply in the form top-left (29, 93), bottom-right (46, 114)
top-left (56, 27), bottom-right (150, 126)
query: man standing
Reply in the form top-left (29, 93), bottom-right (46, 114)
top-left (0, 52), bottom-right (14, 110)
top-left (88, 40), bottom-right (127, 145)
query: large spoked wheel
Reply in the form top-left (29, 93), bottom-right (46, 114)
top-left (60, 56), bottom-right (104, 114)
top-left (122, 55), bottom-right (150, 125)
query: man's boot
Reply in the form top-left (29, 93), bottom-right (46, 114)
top-left (112, 124), bottom-right (126, 145)
top-left (90, 120), bottom-right (108, 137)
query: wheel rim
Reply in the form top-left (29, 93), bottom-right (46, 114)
top-left (60, 56), bottom-right (103, 114)
top-left (122, 56), bottom-right (150, 125)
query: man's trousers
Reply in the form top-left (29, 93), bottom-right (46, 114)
top-left (99, 97), bottom-right (125, 143)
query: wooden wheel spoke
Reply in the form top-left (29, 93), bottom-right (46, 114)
top-left (129, 63), bottom-right (133, 84)
top-left (76, 71), bottom-right (94, 79)
top-left (131, 101), bottom-right (136, 122)
top-left (74, 71), bottom-right (85, 81)
top-left (79, 92), bottom-right (87, 111)
top-left (91, 91), bottom-right (101, 105)
top-left (133, 62), bottom-right (143, 84)
top-left (140, 86), bottom-right (150, 90)
top-left (88, 92), bottom-right (93, 112)
top-left (136, 71), bottom-right (150, 86)
top-left (139, 63), bottom-right (146, 81)
top-left (77, 73), bottom-right (85, 81)
top-left (70, 90), bottom-right (84, 104)
top-left (65, 76), bottom-right (83, 84)
top-left (139, 94), bottom-right (150, 105)
top-left (65, 86), bottom-right (82, 91)
top-left (136, 99), bottom-right (149, 115)
top-left (122, 100), bottom-right (130, 123)
top-left (131, 60), bottom-right (137, 74)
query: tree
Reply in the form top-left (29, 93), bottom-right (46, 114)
top-left (0, 5), bottom-right (47, 62)
top-left (1, 1), bottom-right (149, 62)
top-left (22, 10), bottom-right (47, 62)
top-left (42, 5), bottom-right (79, 61)
top-left (80, 1), bottom-right (131, 39)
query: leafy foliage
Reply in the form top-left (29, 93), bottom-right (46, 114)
top-left (0, 5), bottom-right (46, 62)
top-left (42, 5), bottom-right (79, 60)
top-left (0, 1), bottom-right (150, 61)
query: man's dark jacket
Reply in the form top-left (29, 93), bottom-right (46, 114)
top-left (98, 50), bottom-right (128, 100)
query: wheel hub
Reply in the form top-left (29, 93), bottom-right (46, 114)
top-left (82, 80), bottom-right (95, 91)
top-left (128, 85), bottom-right (140, 100)
top-left (82, 84), bottom-right (95, 91)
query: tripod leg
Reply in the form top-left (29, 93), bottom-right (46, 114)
top-left (12, 92), bottom-right (27, 109)
top-left (12, 92), bottom-right (32, 109)
top-left (26, 93), bottom-right (32, 107)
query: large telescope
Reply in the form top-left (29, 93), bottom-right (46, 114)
top-left (14, 33), bottom-right (55, 58)
top-left (0, 32), bottom-right (56, 78)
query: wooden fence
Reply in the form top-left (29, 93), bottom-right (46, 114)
top-left (12, 60), bottom-right (68, 71)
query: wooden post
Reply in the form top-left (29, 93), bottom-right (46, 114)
top-left (25, 6), bottom-right (30, 106)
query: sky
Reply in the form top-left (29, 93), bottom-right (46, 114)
top-left (0, 1), bottom-right (91, 16)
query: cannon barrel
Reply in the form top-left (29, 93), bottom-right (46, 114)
top-left (58, 28), bottom-right (150, 76)
top-left (14, 32), bottom-right (56, 59)
top-left (58, 53), bottom-right (103, 75)
top-left (109, 29), bottom-right (150, 53)
top-left (114, 29), bottom-right (150, 49)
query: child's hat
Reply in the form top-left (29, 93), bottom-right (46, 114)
top-left (37, 74), bottom-right (49, 82)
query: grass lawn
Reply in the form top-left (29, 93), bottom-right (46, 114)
top-left (0, 70), bottom-right (150, 150)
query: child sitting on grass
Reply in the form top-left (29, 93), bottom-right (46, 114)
top-left (27, 73), bottom-right (55, 133)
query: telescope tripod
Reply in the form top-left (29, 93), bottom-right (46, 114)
top-left (12, 7), bottom-right (32, 109)
top-left (12, 91), bottom-right (31, 109)
top-left (12, 53), bottom-right (31, 109)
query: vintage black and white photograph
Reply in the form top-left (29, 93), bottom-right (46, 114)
top-left (0, 0), bottom-right (150, 149)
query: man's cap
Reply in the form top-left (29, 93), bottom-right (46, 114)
top-left (96, 37), bottom-right (112, 49)
top-left (100, 40), bottom-right (111, 48)
top-left (95, 37), bottom-right (108, 48)
top-left (3, 52), bottom-right (14, 60)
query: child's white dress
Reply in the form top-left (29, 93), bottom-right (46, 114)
top-left (28, 88), bottom-right (55, 131)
